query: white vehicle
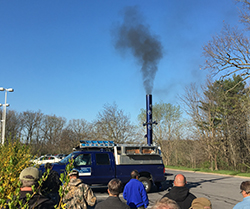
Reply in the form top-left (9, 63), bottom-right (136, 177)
top-left (55, 154), bottom-right (66, 159)
top-left (32, 155), bottom-right (62, 165)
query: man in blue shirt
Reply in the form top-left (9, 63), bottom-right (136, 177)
top-left (233, 181), bottom-right (250, 209)
top-left (123, 170), bottom-right (149, 209)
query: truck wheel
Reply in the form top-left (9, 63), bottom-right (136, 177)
top-left (139, 177), bottom-right (151, 193)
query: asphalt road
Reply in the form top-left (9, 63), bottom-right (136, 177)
top-left (91, 169), bottom-right (250, 209)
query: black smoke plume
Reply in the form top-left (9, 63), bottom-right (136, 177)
top-left (112, 6), bottom-right (163, 94)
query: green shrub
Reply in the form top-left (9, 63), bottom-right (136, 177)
top-left (0, 141), bottom-right (80, 209)
top-left (0, 140), bottom-right (32, 206)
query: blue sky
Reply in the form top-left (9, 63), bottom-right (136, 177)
top-left (0, 0), bottom-right (241, 124)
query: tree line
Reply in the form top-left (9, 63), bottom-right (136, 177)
top-left (2, 102), bottom-right (139, 156)
top-left (3, 74), bottom-right (250, 172)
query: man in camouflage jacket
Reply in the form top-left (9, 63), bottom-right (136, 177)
top-left (63, 170), bottom-right (96, 209)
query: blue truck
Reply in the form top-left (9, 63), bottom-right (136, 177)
top-left (40, 140), bottom-right (166, 192)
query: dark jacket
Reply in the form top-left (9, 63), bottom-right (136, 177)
top-left (95, 196), bottom-right (130, 209)
top-left (41, 169), bottom-right (61, 194)
top-left (13, 191), bottom-right (55, 209)
top-left (162, 186), bottom-right (196, 209)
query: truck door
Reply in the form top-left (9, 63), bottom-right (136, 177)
top-left (73, 153), bottom-right (94, 183)
top-left (92, 153), bottom-right (115, 184)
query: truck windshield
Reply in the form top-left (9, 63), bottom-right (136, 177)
top-left (59, 153), bottom-right (76, 164)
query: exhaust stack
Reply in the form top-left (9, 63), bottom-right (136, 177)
top-left (143, 94), bottom-right (157, 145)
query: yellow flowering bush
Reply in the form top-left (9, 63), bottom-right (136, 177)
top-left (0, 140), bottom-right (32, 204)
top-left (0, 140), bottom-right (74, 209)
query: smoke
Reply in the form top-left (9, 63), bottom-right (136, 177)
top-left (112, 6), bottom-right (163, 94)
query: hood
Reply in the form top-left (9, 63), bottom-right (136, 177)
top-left (168, 186), bottom-right (190, 202)
top-left (68, 178), bottom-right (82, 187)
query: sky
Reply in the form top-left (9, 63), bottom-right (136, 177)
top-left (0, 0), bottom-right (242, 124)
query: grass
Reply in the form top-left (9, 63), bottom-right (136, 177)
top-left (165, 165), bottom-right (250, 178)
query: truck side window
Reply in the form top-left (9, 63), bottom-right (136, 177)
top-left (74, 154), bottom-right (91, 166)
top-left (96, 153), bottom-right (110, 165)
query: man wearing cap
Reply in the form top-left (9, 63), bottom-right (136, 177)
top-left (233, 181), bottom-right (250, 209)
top-left (189, 197), bottom-right (212, 209)
top-left (6, 167), bottom-right (55, 209)
top-left (63, 169), bottom-right (96, 209)
top-left (95, 178), bottom-right (130, 209)
top-left (123, 170), bottom-right (149, 209)
top-left (162, 174), bottom-right (196, 209)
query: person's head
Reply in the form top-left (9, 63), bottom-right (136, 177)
top-left (19, 167), bottom-right (40, 188)
top-left (45, 163), bottom-right (52, 170)
top-left (173, 174), bottom-right (186, 187)
top-left (189, 197), bottom-right (212, 209)
top-left (69, 169), bottom-right (79, 179)
top-left (131, 170), bottom-right (139, 179)
top-left (240, 181), bottom-right (250, 197)
top-left (107, 178), bottom-right (123, 196)
top-left (152, 197), bottom-right (180, 209)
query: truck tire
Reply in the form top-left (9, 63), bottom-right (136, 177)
top-left (139, 177), bottom-right (151, 193)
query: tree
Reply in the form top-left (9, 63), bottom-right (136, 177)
top-left (40, 115), bottom-right (66, 154)
top-left (5, 110), bottom-right (23, 143)
top-left (211, 75), bottom-right (250, 170)
top-left (137, 102), bottom-right (184, 165)
top-left (67, 119), bottom-right (92, 141)
top-left (203, 1), bottom-right (250, 84)
top-left (21, 110), bottom-right (43, 144)
top-left (59, 128), bottom-right (78, 154)
top-left (181, 80), bottom-right (221, 170)
top-left (94, 103), bottom-right (136, 144)
top-left (59, 119), bottom-right (93, 152)
top-left (182, 75), bottom-right (250, 170)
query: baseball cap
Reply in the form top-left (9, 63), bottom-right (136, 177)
top-left (19, 167), bottom-right (40, 181)
top-left (69, 169), bottom-right (79, 176)
top-left (189, 197), bottom-right (212, 209)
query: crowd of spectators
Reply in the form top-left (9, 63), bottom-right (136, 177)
top-left (3, 167), bottom-right (248, 209)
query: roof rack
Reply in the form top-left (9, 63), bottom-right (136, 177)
top-left (79, 140), bottom-right (115, 148)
